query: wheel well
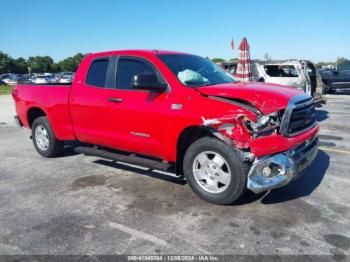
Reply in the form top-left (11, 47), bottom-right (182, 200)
top-left (27, 108), bottom-right (46, 128)
top-left (176, 126), bottom-right (214, 176)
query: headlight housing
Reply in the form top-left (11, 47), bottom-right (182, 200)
top-left (244, 112), bottom-right (280, 136)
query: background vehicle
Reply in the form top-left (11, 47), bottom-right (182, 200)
top-left (59, 75), bottom-right (74, 83)
top-left (31, 75), bottom-right (48, 84)
top-left (2, 74), bottom-right (24, 85)
top-left (58, 72), bottom-right (75, 83)
top-left (29, 74), bottom-right (57, 84)
top-left (1, 73), bottom-right (11, 81)
top-left (45, 74), bottom-right (57, 83)
top-left (251, 60), bottom-right (325, 104)
top-left (12, 50), bottom-right (319, 205)
top-left (319, 60), bottom-right (350, 93)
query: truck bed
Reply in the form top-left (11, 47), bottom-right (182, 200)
top-left (12, 83), bottom-right (75, 140)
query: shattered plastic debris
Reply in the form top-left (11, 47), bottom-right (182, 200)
top-left (201, 116), bottom-right (221, 126)
top-left (201, 115), bottom-right (251, 148)
top-left (218, 123), bottom-right (235, 135)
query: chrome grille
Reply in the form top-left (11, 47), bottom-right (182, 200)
top-left (280, 95), bottom-right (317, 137)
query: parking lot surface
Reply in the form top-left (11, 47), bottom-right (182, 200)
top-left (0, 93), bottom-right (350, 258)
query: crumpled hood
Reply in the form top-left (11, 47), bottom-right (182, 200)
top-left (197, 82), bottom-right (304, 114)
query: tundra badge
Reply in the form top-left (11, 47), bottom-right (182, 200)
top-left (130, 132), bottom-right (150, 138)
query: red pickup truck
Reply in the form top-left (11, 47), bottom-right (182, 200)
top-left (12, 50), bottom-right (319, 204)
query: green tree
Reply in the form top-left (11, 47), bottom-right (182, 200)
top-left (51, 63), bottom-right (61, 73)
top-left (13, 58), bottom-right (28, 74)
top-left (27, 56), bottom-right (54, 73)
top-left (58, 53), bottom-right (85, 72)
top-left (212, 58), bottom-right (225, 63)
top-left (335, 57), bottom-right (347, 65)
top-left (0, 51), bottom-right (15, 74)
top-left (316, 61), bottom-right (334, 68)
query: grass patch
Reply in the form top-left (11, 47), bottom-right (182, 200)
top-left (0, 85), bottom-right (13, 95)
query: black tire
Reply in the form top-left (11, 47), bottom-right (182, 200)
top-left (183, 137), bottom-right (249, 205)
top-left (32, 116), bottom-right (64, 157)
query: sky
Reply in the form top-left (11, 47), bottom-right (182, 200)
top-left (1, 0), bottom-right (349, 62)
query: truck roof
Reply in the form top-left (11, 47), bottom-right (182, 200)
top-left (87, 49), bottom-right (190, 58)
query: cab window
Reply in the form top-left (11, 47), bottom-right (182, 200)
top-left (116, 58), bottom-right (158, 90)
top-left (86, 59), bottom-right (109, 87)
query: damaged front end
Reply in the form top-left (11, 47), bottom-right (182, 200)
top-left (201, 108), bottom-right (282, 149)
top-left (200, 95), bottom-right (318, 194)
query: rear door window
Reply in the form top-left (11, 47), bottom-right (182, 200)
top-left (116, 58), bottom-right (158, 90)
top-left (86, 59), bottom-right (109, 87)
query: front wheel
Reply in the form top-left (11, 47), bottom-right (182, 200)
top-left (32, 116), bottom-right (64, 157)
top-left (183, 137), bottom-right (249, 205)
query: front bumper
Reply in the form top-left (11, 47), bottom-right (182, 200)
top-left (247, 136), bottom-right (318, 193)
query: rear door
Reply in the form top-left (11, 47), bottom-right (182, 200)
top-left (69, 56), bottom-right (124, 146)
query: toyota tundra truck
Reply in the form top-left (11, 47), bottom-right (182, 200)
top-left (12, 50), bottom-right (319, 205)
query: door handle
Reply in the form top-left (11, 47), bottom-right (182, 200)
top-left (108, 97), bottom-right (123, 103)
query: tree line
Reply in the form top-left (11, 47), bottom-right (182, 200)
top-left (0, 51), bottom-right (85, 74)
top-left (315, 57), bottom-right (348, 68)
top-left (211, 57), bottom-right (348, 68)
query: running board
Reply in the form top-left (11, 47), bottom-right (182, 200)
top-left (74, 146), bottom-right (174, 172)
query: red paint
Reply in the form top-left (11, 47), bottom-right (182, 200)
top-left (250, 125), bottom-right (319, 157)
top-left (12, 50), bottom-right (318, 162)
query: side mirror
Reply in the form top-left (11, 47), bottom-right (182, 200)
top-left (131, 74), bottom-right (167, 92)
top-left (333, 70), bottom-right (339, 75)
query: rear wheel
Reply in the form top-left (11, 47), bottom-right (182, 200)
top-left (183, 137), bottom-right (249, 205)
top-left (32, 116), bottom-right (64, 157)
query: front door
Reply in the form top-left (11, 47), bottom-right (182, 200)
top-left (105, 56), bottom-right (171, 157)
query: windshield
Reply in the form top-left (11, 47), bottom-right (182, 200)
top-left (157, 54), bottom-right (236, 87)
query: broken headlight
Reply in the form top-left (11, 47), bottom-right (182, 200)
top-left (244, 112), bottom-right (279, 136)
